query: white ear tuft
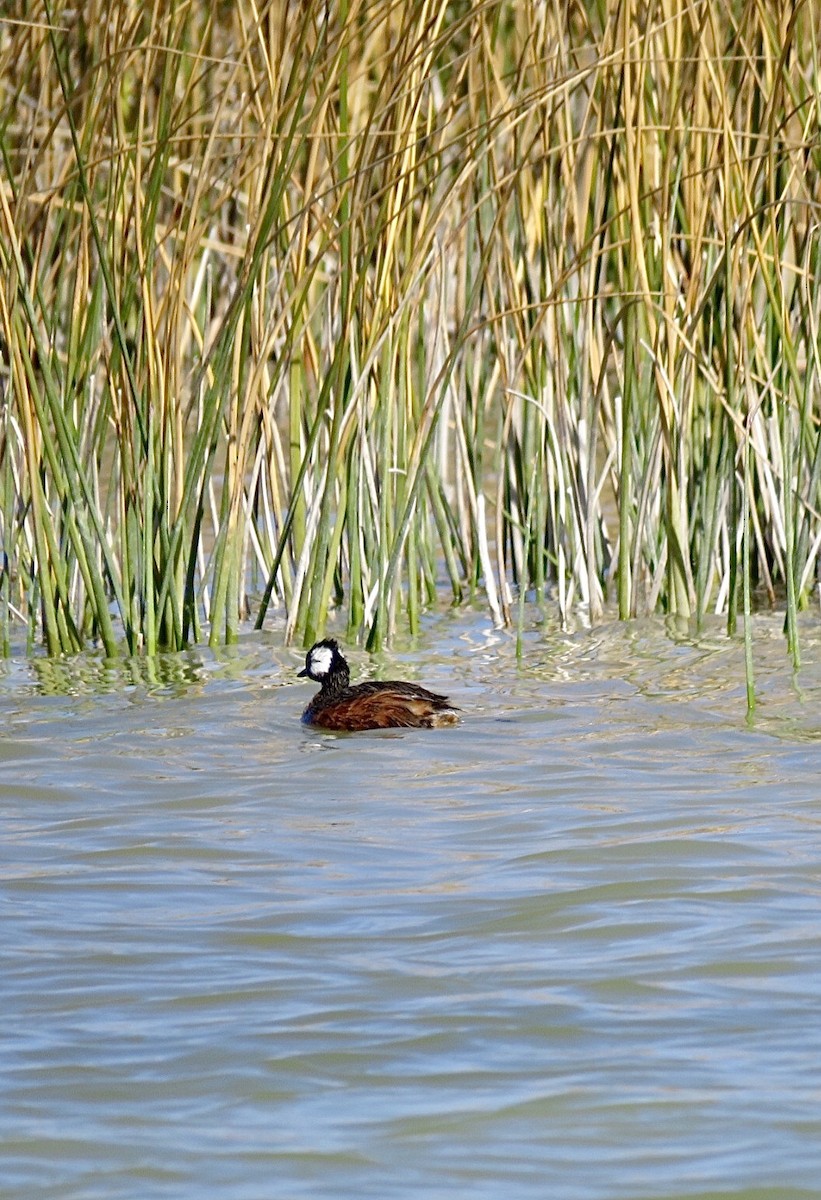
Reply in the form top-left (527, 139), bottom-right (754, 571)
top-left (309, 645), bottom-right (334, 677)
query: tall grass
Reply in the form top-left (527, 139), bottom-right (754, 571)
top-left (0, 0), bottom-right (819, 656)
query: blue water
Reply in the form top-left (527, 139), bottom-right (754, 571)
top-left (3, 615), bottom-right (821, 1198)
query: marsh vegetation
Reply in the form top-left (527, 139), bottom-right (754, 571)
top-left (1, 1), bottom-right (819, 664)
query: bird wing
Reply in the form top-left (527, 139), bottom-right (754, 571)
top-left (307, 689), bottom-right (442, 730)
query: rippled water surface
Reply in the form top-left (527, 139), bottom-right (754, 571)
top-left (3, 614), bottom-right (821, 1199)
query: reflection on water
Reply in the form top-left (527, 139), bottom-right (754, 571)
top-left (3, 614), bottom-right (821, 1199)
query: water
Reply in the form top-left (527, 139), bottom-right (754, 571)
top-left (3, 614), bottom-right (821, 1199)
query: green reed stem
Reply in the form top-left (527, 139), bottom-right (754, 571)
top-left (781, 377), bottom-right (800, 669)
top-left (618, 302), bottom-right (635, 620)
top-left (743, 428), bottom-right (755, 718)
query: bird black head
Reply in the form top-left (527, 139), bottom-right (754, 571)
top-left (297, 638), bottom-right (349, 684)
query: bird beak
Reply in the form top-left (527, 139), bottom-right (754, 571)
top-left (297, 667), bottom-right (308, 678)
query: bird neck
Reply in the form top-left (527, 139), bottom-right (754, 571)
top-left (320, 665), bottom-right (350, 695)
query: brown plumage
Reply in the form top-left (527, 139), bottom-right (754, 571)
top-left (298, 639), bottom-right (459, 731)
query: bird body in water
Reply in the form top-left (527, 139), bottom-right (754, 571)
top-left (298, 639), bottom-right (459, 731)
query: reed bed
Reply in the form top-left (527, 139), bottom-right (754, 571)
top-left (1, 0), bottom-right (819, 662)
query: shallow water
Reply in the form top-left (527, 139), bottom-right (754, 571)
top-left (3, 614), bottom-right (821, 1199)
